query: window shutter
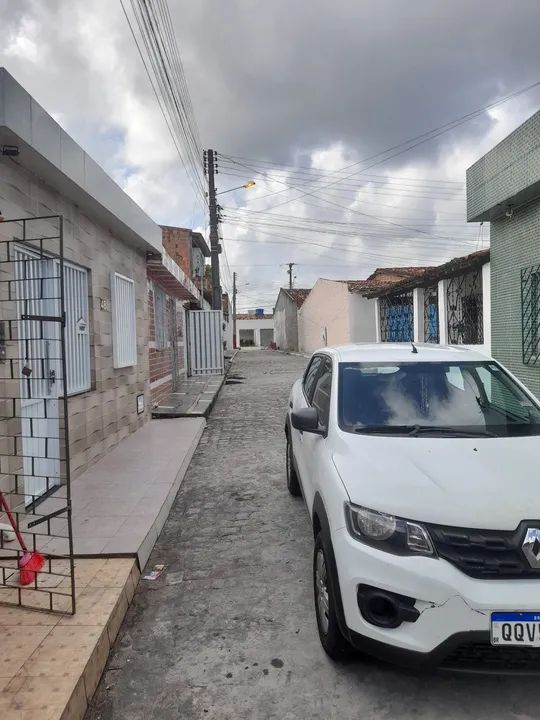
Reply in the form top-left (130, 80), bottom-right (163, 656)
top-left (111, 272), bottom-right (137, 368)
top-left (154, 285), bottom-right (168, 350)
top-left (63, 261), bottom-right (91, 394)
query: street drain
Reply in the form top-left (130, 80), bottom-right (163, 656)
top-left (225, 379), bottom-right (244, 385)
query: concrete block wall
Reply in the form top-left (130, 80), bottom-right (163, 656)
top-left (467, 111), bottom-right (540, 222)
top-left (490, 201), bottom-right (540, 396)
top-left (0, 159), bottom-right (150, 480)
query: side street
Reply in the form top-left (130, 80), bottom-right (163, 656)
top-left (2, 3), bottom-right (540, 720)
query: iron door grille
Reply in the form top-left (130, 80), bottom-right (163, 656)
top-left (423, 285), bottom-right (439, 343)
top-left (379, 292), bottom-right (414, 342)
top-left (447, 269), bottom-right (483, 345)
top-left (63, 262), bottom-right (91, 394)
top-left (521, 265), bottom-right (540, 365)
top-left (111, 272), bottom-right (137, 368)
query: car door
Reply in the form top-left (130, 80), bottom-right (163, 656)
top-left (290, 354), bottom-right (324, 490)
top-left (300, 356), bottom-right (333, 512)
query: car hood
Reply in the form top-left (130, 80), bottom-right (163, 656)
top-left (332, 434), bottom-right (540, 530)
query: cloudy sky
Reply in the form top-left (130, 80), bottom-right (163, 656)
top-left (2, 0), bottom-right (540, 311)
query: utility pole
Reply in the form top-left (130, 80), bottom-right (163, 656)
top-left (205, 149), bottom-right (221, 310)
top-left (232, 271), bottom-right (237, 349)
top-left (287, 262), bottom-right (296, 290)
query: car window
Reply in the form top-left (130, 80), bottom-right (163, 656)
top-left (303, 356), bottom-right (324, 403)
top-left (338, 360), bottom-right (540, 437)
top-left (312, 359), bottom-right (332, 428)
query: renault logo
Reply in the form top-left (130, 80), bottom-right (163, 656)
top-left (522, 528), bottom-right (540, 568)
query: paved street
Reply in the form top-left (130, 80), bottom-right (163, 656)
top-left (87, 351), bottom-right (540, 720)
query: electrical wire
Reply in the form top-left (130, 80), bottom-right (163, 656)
top-left (121, 0), bottom-right (207, 209)
top-left (220, 78), bottom-right (540, 210)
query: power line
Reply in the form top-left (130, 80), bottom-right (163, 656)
top-left (121, 0), bottom-right (207, 208)
top-left (221, 78), bottom-right (540, 210)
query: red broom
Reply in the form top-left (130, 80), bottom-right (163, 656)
top-left (0, 492), bottom-right (45, 586)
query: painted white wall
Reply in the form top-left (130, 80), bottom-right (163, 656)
top-left (348, 294), bottom-right (379, 342)
top-left (438, 279), bottom-right (449, 345)
top-left (223, 316), bottom-right (234, 351)
top-left (236, 317), bottom-right (274, 347)
top-left (413, 288), bottom-right (424, 343)
top-left (273, 290), bottom-right (299, 351)
top-left (298, 279), bottom-right (351, 353)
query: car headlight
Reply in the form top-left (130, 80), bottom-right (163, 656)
top-left (344, 503), bottom-right (435, 557)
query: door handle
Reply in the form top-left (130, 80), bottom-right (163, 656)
top-left (45, 340), bottom-right (56, 394)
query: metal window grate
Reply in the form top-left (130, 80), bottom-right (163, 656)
top-left (447, 269), bottom-right (483, 345)
top-left (64, 262), bottom-right (90, 394)
top-left (0, 215), bottom-right (75, 615)
top-left (521, 264), bottom-right (540, 364)
top-left (379, 291), bottom-right (413, 342)
top-left (423, 285), bottom-right (439, 343)
top-left (153, 285), bottom-right (168, 351)
top-left (111, 272), bottom-right (137, 368)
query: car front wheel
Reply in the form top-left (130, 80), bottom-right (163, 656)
top-left (313, 532), bottom-right (353, 661)
top-left (286, 433), bottom-right (301, 497)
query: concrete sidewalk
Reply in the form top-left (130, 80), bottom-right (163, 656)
top-left (69, 417), bottom-right (206, 568)
top-left (0, 416), bottom-right (206, 720)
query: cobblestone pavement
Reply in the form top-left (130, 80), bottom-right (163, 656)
top-left (87, 350), bottom-right (540, 720)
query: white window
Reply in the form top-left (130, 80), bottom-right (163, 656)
top-left (63, 261), bottom-right (91, 394)
top-left (111, 272), bottom-right (137, 368)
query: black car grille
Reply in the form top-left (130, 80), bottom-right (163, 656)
top-left (427, 521), bottom-right (540, 579)
top-left (442, 642), bottom-right (540, 673)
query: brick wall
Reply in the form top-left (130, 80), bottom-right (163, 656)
top-left (0, 159), bottom-right (150, 480)
top-left (161, 226), bottom-right (192, 278)
top-left (491, 200), bottom-right (540, 396)
top-left (148, 279), bottom-right (186, 407)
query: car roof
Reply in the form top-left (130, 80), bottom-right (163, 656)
top-left (312, 343), bottom-right (491, 363)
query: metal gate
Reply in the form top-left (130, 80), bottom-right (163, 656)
top-left (0, 215), bottom-right (75, 614)
top-left (187, 310), bottom-right (224, 376)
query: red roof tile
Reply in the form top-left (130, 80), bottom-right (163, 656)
top-left (282, 288), bottom-right (311, 307)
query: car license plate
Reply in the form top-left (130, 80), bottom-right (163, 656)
top-left (491, 612), bottom-right (540, 646)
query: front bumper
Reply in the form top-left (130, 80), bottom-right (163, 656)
top-left (333, 527), bottom-right (540, 667)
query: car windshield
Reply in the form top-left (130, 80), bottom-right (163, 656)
top-left (338, 360), bottom-right (540, 437)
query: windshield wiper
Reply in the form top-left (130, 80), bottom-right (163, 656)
top-left (408, 424), bottom-right (497, 438)
top-left (353, 425), bottom-right (409, 435)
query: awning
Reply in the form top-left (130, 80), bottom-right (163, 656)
top-left (147, 249), bottom-right (201, 303)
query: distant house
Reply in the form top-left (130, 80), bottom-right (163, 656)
top-left (467, 110), bottom-right (540, 394)
top-left (363, 250), bottom-right (491, 355)
top-left (236, 314), bottom-right (274, 347)
top-left (298, 268), bottom-right (426, 354)
top-left (274, 288), bottom-right (310, 351)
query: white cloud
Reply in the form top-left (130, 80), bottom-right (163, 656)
top-left (1, 0), bottom-right (540, 308)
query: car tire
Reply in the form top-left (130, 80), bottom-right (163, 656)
top-left (286, 433), bottom-right (301, 497)
top-left (313, 532), bottom-right (353, 661)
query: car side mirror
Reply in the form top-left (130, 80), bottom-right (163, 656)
top-left (291, 407), bottom-right (325, 435)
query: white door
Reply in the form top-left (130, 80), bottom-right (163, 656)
top-left (187, 310), bottom-right (224, 375)
top-left (15, 248), bottom-right (61, 502)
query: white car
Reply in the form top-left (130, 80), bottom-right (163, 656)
top-left (285, 343), bottom-right (540, 672)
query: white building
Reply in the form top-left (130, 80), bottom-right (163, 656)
top-left (236, 314), bottom-right (275, 348)
top-left (298, 269), bottom-right (425, 354)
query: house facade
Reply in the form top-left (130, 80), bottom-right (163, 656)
top-left (298, 269), bottom-right (424, 354)
top-left (273, 288), bottom-right (310, 352)
top-left (467, 110), bottom-right (540, 394)
top-left (236, 314), bottom-right (274, 347)
top-left (147, 247), bottom-right (202, 406)
top-left (0, 68), bottom-right (170, 496)
top-left (365, 251), bottom-right (491, 356)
